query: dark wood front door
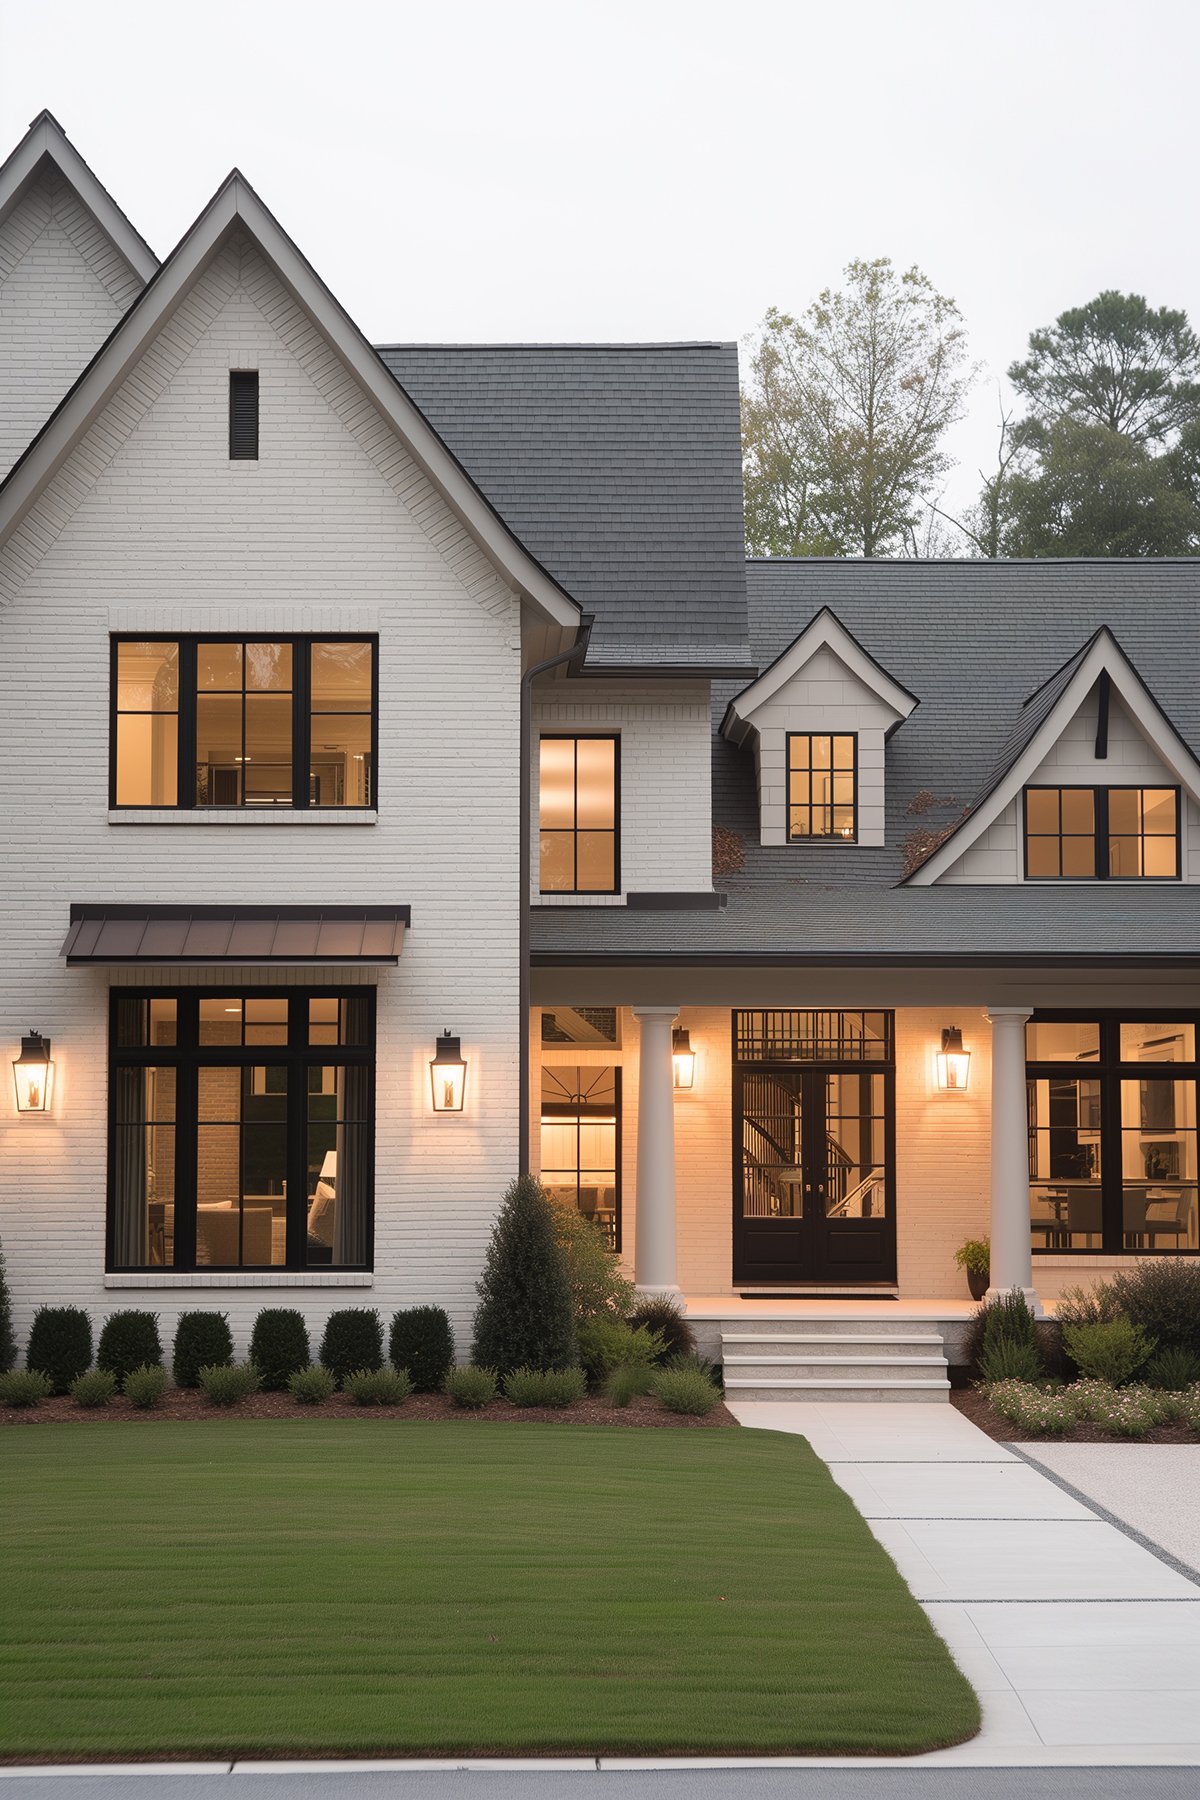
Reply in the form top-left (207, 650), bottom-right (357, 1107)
top-left (732, 1012), bottom-right (896, 1286)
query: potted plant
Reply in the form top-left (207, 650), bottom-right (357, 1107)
top-left (954, 1238), bottom-right (990, 1301)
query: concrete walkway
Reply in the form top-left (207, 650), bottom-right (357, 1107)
top-left (727, 1401), bottom-right (1200, 1764)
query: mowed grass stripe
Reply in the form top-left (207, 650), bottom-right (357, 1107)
top-left (0, 1421), bottom-right (979, 1757)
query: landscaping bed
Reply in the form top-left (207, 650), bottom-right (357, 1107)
top-left (952, 1387), bottom-right (1200, 1445)
top-left (0, 1388), bottom-right (734, 1429)
top-left (0, 1420), bottom-right (979, 1760)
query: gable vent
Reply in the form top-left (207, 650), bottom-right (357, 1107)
top-left (229, 370), bottom-right (259, 460)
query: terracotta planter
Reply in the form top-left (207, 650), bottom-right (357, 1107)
top-left (967, 1269), bottom-right (988, 1301)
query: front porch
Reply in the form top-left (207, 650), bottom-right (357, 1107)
top-left (531, 986), bottom-right (1200, 1328)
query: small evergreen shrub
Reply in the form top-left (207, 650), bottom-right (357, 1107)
top-left (388, 1307), bottom-right (454, 1392)
top-left (504, 1365), bottom-right (586, 1408)
top-left (0, 1239), bottom-right (15, 1374)
top-left (978, 1336), bottom-right (1043, 1384)
top-left (249, 1309), bottom-right (310, 1391)
top-left (472, 1176), bottom-right (577, 1375)
top-left (652, 1365), bottom-right (721, 1415)
top-left (124, 1364), bottom-right (168, 1410)
top-left (577, 1316), bottom-right (663, 1383)
top-left (198, 1361), bottom-right (261, 1406)
top-left (0, 1368), bottom-right (53, 1408)
top-left (986, 1379), bottom-right (1076, 1436)
top-left (1112, 1261), bottom-right (1200, 1357)
top-left (344, 1365), bottom-right (413, 1407)
top-left (70, 1368), bottom-right (117, 1408)
top-left (605, 1363), bottom-right (656, 1407)
top-left (627, 1295), bottom-right (696, 1362)
top-left (289, 1363), bottom-right (337, 1406)
top-left (549, 1197), bottom-right (636, 1321)
top-left (444, 1365), bottom-right (498, 1409)
top-left (1144, 1345), bottom-right (1200, 1391)
top-left (319, 1309), bottom-right (383, 1387)
top-left (26, 1305), bottom-right (93, 1395)
top-left (1062, 1319), bottom-right (1155, 1386)
top-left (97, 1311), bottom-right (162, 1387)
top-left (977, 1290), bottom-right (1043, 1384)
top-left (173, 1312), bottom-right (233, 1388)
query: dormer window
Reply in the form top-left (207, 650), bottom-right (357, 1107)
top-left (1024, 786), bottom-right (1179, 880)
top-left (788, 733), bottom-right (857, 840)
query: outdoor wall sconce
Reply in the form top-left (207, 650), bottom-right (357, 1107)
top-left (935, 1025), bottom-right (971, 1093)
top-left (429, 1031), bottom-right (467, 1113)
top-left (672, 1026), bottom-right (696, 1090)
top-left (13, 1031), bottom-right (54, 1113)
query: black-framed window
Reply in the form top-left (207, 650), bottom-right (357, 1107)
top-left (112, 637), bottom-right (377, 810)
top-left (1027, 1014), bottom-right (1199, 1255)
top-left (1024, 787), bottom-right (1179, 880)
top-left (538, 734), bottom-right (619, 893)
top-left (787, 733), bottom-right (857, 840)
top-left (540, 1063), bottom-right (621, 1251)
top-left (108, 989), bottom-right (375, 1271)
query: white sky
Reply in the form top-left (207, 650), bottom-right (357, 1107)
top-left (3, 0), bottom-right (1197, 520)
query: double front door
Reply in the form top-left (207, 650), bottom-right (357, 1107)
top-left (733, 1015), bottom-right (896, 1285)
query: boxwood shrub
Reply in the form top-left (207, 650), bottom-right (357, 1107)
top-left (26, 1305), bottom-right (93, 1395)
top-left (289, 1363), bottom-right (337, 1406)
top-left (173, 1312), bottom-right (233, 1389)
top-left (344, 1365), bottom-right (413, 1407)
top-left (627, 1295), bottom-right (696, 1363)
top-left (97, 1311), bottom-right (162, 1387)
top-left (389, 1306), bottom-right (454, 1392)
top-left (0, 1368), bottom-right (53, 1408)
top-left (319, 1309), bottom-right (383, 1387)
top-left (199, 1362), bottom-right (261, 1407)
top-left (504, 1365), bottom-right (586, 1408)
top-left (71, 1368), bottom-right (118, 1409)
top-left (444, 1365), bottom-right (498, 1409)
top-left (124, 1364), bottom-right (168, 1410)
top-left (249, 1309), bottom-right (310, 1391)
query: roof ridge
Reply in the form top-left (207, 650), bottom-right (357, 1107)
top-left (377, 340), bottom-right (732, 352)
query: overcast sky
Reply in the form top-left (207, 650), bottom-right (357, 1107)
top-left (3, 0), bottom-right (1197, 519)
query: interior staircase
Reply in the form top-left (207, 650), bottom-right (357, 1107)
top-left (719, 1316), bottom-right (950, 1403)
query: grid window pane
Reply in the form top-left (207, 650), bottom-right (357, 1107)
top-left (576, 831), bottom-right (616, 891)
top-left (788, 733), bottom-right (856, 840)
top-left (540, 1065), bottom-right (619, 1250)
top-left (1027, 1075), bottom-right (1104, 1249)
top-left (115, 642), bottom-right (180, 806)
top-left (197, 643), bottom-right (242, 690)
top-left (538, 737), bottom-right (618, 893)
top-left (1027, 1020), bottom-right (1101, 1062)
top-left (245, 642), bottom-right (292, 691)
top-left (1027, 786), bottom-right (1177, 881)
top-left (1120, 1022), bottom-right (1196, 1063)
top-left (311, 642), bottom-right (372, 708)
top-left (1060, 789), bottom-right (1095, 834)
top-left (309, 713), bottom-right (372, 807)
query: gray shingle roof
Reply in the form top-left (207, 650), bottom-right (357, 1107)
top-left (376, 343), bottom-right (750, 668)
top-left (535, 559), bottom-right (1200, 964)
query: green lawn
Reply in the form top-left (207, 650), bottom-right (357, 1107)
top-left (0, 1421), bottom-right (978, 1758)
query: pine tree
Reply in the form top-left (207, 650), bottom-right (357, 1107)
top-left (472, 1176), bottom-right (577, 1375)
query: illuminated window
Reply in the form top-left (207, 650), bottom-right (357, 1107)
top-left (538, 735), bottom-right (619, 893)
top-left (112, 637), bottom-right (376, 810)
top-left (540, 1064), bottom-right (621, 1250)
top-left (1024, 787), bottom-right (1178, 879)
top-left (787, 734), bottom-right (857, 840)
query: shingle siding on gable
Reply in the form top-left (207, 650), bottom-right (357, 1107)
top-left (0, 233), bottom-right (526, 1354)
top-left (0, 166), bottom-right (142, 478)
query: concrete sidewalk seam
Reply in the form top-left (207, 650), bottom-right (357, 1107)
top-left (1007, 1445), bottom-right (1200, 1592)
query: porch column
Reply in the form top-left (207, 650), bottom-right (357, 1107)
top-left (633, 1005), bottom-right (680, 1295)
top-left (985, 1004), bottom-right (1042, 1313)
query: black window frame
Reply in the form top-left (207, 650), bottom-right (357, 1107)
top-left (106, 986), bottom-right (376, 1273)
top-left (1027, 1010), bottom-right (1200, 1257)
top-left (537, 732), bottom-right (621, 895)
top-left (1023, 785), bottom-right (1181, 881)
top-left (539, 1063), bottom-right (623, 1253)
top-left (786, 731), bottom-right (859, 842)
top-left (110, 634), bottom-right (379, 811)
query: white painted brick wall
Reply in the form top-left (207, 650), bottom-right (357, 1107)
top-left (0, 233), bottom-right (526, 1359)
top-left (530, 679), bottom-right (713, 900)
top-left (0, 166), bottom-right (142, 478)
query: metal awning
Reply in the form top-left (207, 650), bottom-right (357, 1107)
top-left (60, 905), bottom-right (409, 966)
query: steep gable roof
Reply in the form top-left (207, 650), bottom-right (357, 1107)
top-left (0, 110), bottom-right (157, 285)
top-left (720, 605), bottom-right (917, 746)
top-left (0, 170), bottom-right (581, 631)
top-left (378, 343), bottom-right (750, 672)
top-left (904, 625), bottom-right (1200, 883)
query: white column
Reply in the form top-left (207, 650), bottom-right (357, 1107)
top-left (985, 1005), bottom-right (1041, 1313)
top-left (633, 1005), bottom-right (681, 1295)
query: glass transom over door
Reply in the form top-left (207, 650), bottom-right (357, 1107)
top-left (733, 1011), bottom-right (896, 1286)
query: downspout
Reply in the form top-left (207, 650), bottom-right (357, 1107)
top-left (518, 615), bottom-right (594, 1172)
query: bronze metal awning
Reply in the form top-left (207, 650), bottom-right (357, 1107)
top-left (60, 904), bottom-right (409, 966)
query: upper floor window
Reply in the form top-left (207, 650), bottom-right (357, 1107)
top-left (788, 733), bottom-right (857, 840)
top-left (229, 370), bottom-right (259, 460)
top-left (1024, 786), bottom-right (1178, 880)
top-left (538, 734), bottom-right (619, 893)
top-left (112, 637), bottom-right (376, 810)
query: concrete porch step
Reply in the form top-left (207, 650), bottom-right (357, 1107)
top-left (724, 1377), bottom-right (950, 1403)
top-left (723, 1333), bottom-right (943, 1354)
top-left (718, 1317), bottom-right (944, 1338)
top-left (725, 1355), bottom-right (948, 1381)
